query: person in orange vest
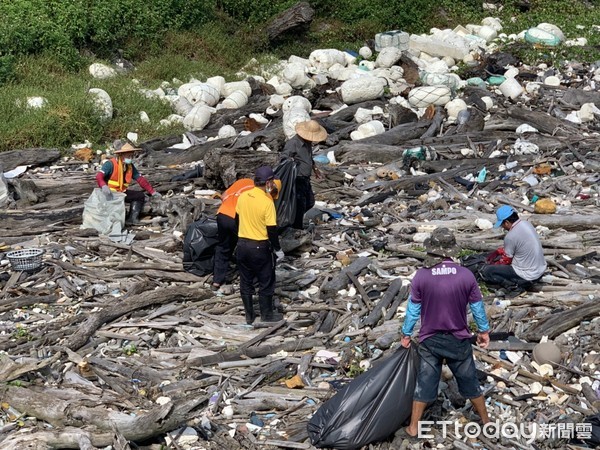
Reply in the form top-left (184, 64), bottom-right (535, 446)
top-left (95, 142), bottom-right (161, 224)
top-left (212, 176), bottom-right (282, 290)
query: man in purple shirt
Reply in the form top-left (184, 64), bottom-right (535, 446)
top-left (400, 228), bottom-right (491, 438)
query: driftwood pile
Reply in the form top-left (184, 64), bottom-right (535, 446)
top-left (2, 49), bottom-right (600, 450)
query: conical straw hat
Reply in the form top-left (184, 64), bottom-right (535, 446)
top-left (115, 143), bottom-right (142, 153)
top-left (295, 120), bottom-right (327, 142)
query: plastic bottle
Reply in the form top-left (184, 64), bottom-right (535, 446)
top-left (494, 300), bottom-right (511, 309)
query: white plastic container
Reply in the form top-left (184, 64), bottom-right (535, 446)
top-left (376, 47), bottom-right (403, 68)
top-left (170, 95), bottom-right (194, 116)
top-left (499, 77), bottom-right (523, 99)
top-left (408, 86), bottom-right (451, 108)
top-left (420, 72), bottom-right (461, 90)
top-left (218, 125), bottom-right (237, 139)
top-left (350, 120), bottom-right (385, 140)
top-left (309, 49), bottom-right (347, 72)
top-left (283, 108), bottom-right (310, 139)
top-left (375, 30), bottom-right (410, 51)
top-left (340, 77), bottom-right (386, 105)
top-left (282, 95), bottom-right (311, 113)
top-left (359, 46), bottom-right (372, 59)
top-left (186, 83), bottom-right (220, 106)
top-left (282, 62), bottom-right (310, 88)
top-left (409, 34), bottom-right (469, 60)
top-left (205, 76), bottom-right (225, 96)
top-left (222, 81), bottom-right (252, 98)
top-left (183, 105), bottom-right (213, 131)
top-left (221, 90), bottom-right (248, 109)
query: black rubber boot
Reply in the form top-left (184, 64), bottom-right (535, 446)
top-left (126, 200), bottom-right (144, 225)
top-left (241, 295), bottom-right (256, 325)
top-left (258, 295), bottom-right (283, 322)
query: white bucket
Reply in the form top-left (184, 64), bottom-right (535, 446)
top-left (221, 90), bottom-right (248, 109)
top-left (499, 77), bottom-right (523, 100)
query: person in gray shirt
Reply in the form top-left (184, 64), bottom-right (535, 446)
top-left (280, 120), bottom-right (327, 229)
top-left (480, 205), bottom-right (547, 295)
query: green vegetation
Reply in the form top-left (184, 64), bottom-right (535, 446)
top-left (0, 0), bottom-right (597, 152)
top-left (123, 343), bottom-right (138, 356)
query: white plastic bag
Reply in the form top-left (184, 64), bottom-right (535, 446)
top-left (81, 188), bottom-right (126, 235)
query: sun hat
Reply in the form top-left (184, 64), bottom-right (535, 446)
top-left (255, 166), bottom-right (275, 183)
top-left (424, 227), bottom-right (459, 258)
top-left (494, 205), bottom-right (515, 228)
top-left (295, 120), bottom-right (328, 142)
top-left (115, 142), bottom-right (143, 154)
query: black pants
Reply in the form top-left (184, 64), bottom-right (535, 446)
top-left (125, 189), bottom-right (145, 203)
top-left (293, 176), bottom-right (315, 229)
top-left (479, 264), bottom-right (532, 289)
top-left (213, 213), bottom-right (237, 285)
top-left (237, 239), bottom-right (275, 297)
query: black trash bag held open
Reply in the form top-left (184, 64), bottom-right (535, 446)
top-left (182, 216), bottom-right (219, 276)
top-left (307, 346), bottom-right (418, 450)
top-left (274, 158), bottom-right (297, 229)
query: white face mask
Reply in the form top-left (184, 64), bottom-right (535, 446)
top-left (124, 158), bottom-right (133, 164)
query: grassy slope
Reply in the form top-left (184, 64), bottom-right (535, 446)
top-left (0, 0), bottom-right (597, 153)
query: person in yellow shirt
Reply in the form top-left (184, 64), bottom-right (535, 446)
top-left (235, 166), bottom-right (284, 324)
top-left (212, 177), bottom-right (281, 290)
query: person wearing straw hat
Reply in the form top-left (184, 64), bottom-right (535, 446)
top-left (95, 142), bottom-right (161, 224)
top-left (400, 227), bottom-right (491, 439)
top-left (235, 166), bottom-right (284, 324)
top-left (212, 176), bottom-right (282, 291)
top-left (281, 119), bottom-right (328, 229)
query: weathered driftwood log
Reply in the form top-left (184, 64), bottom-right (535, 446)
top-left (361, 279), bottom-right (405, 329)
top-left (0, 385), bottom-right (209, 448)
top-left (202, 148), bottom-right (280, 188)
top-left (65, 285), bottom-right (212, 351)
top-left (328, 120), bottom-right (432, 155)
top-left (187, 338), bottom-right (323, 366)
top-left (266, 1), bottom-right (315, 41)
top-left (320, 256), bottom-right (371, 299)
top-left (0, 148), bottom-right (61, 171)
top-left (561, 88), bottom-right (600, 108)
top-left (521, 299), bottom-right (600, 342)
top-left (507, 105), bottom-right (579, 136)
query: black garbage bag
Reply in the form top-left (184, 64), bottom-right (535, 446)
top-left (182, 216), bottom-right (219, 276)
top-left (571, 413), bottom-right (600, 447)
top-left (307, 346), bottom-right (418, 450)
top-left (274, 158), bottom-right (297, 229)
top-left (460, 252), bottom-right (489, 277)
top-left (170, 164), bottom-right (203, 182)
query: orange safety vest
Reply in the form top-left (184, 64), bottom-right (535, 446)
top-left (107, 157), bottom-right (133, 192)
top-left (217, 179), bottom-right (254, 218)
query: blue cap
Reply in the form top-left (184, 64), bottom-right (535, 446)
top-left (494, 205), bottom-right (515, 228)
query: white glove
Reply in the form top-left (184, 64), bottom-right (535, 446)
top-left (101, 185), bottom-right (113, 201)
top-left (151, 192), bottom-right (162, 199)
top-left (275, 250), bottom-right (285, 262)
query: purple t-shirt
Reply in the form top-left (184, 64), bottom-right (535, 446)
top-left (411, 260), bottom-right (482, 342)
